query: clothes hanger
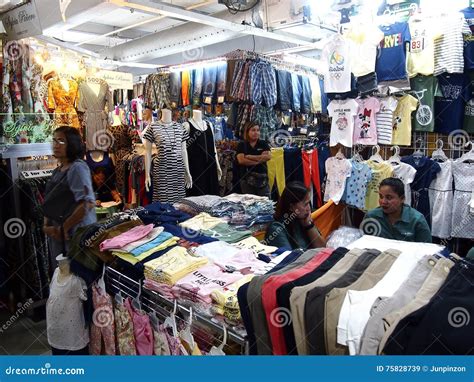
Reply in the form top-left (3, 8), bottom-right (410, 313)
top-left (180, 307), bottom-right (195, 350)
top-left (431, 139), bottom-right (448, 162)
top-left (351, 144), bottom-right (364, 163)
top-left (459, 141), bottom-right (474, 163)
top-left (208, 324), bottom-right (227, 356)
top-left (148, 310), bottom-right (160, 330)
top-left (164, 300), bottom-right (178, 337)
top-left (413, 138), bottom-right (425, 159)
top-left (387, 145), bottom-right (401, 165)
top-left (97, 263), bottom-right (106, 292)
top-left (132, 279), bottom-right (142, 311)
top-left (369, 144), bottom-right (384, 163)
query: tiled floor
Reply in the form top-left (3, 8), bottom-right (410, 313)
top-left (0, 310), bottom-right (51, 355)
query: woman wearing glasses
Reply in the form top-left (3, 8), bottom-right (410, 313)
top-left (42, 126), bottom-right (97, 268)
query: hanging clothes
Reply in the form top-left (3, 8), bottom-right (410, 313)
top-left (77, 79), bottom-right (113, 151)
top-left (428, 160), bottom-right (453, 239)
top-left (143, 122), bottom-right (189, 203)
top-left (302, 149), bottom-right (322, 208)
top-left (48, 78), bottom-right (80, 129)
top-left (323, 156), bottom-right (352, 205)
top-left (451, 159), bottom-right (474, 239)
top-left (186, 119), bottom-right (220, 197)
top-left (267, 147), bottom-right (286, 197)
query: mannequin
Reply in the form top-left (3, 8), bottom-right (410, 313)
top-left (183, 110), bottom-right (223, 196)
top-left (144, 108), bottom-right (193, 203)
top-left (46, 254), bottom-right (89, 355)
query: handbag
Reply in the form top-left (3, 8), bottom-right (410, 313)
top-left (246, 172), bottom-right (268, 189)
top-left (42, 168), bottom-right (79, 223)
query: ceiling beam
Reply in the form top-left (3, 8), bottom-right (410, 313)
top-left (108, 0), bottom-right (314, 46)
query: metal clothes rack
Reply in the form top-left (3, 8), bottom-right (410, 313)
top-left (104, 266), bottom-right (249, 355)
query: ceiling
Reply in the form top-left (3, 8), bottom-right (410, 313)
top-left (6, 0), bottom-right (337, 75)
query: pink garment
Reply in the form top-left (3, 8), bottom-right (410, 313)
top-left (172, 264), bottom-right (244, 304)
top-left (213, 249), bottom-right (267, 275)
top-left (90, 283), bottom-right (116, 355)
top-left (100, 224), bottom-right (154, 251)
top-left (143, 279), bottom-right (175, 300)
top-left (124, 298), bottom-right (154, 355)
top-left (353, 97), bottom-right (381, 146)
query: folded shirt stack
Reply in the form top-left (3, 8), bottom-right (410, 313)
top-left (143, 246), bottom-right (208, 285)
top-left (211, 274), bottom-right (254, 322)
top-left (179, 213), bottom-right (226, 232)
top-left (112, 227), bottom-right (165, 254)
top-left (99, 224), bottom-right (155, 252)
top-left (201, 223), bottom-right (251, 243)
top-left (113, 235), bottom-right (179, 265)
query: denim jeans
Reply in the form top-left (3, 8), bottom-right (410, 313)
top-left (276, 70), bottom-right (292, 111)
top-left (192, 67), bottom-right (204, 106)
top-left (169, 71), bottom-right (181, 107)
top-left (300, 76), bottom-right (311, 114)
top-left (216, 62), bottom-right (227, 103)
top-left (291, 73), bottom-right (302, 112)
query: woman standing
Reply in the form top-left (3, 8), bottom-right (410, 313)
top-left (236, 121), bottom-right (272, 196)
top-left (43, 126), bottom-right (97, 267)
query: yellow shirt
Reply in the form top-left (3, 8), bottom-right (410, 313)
top-left (232, 237), bottom-right (278, 255)
top-left (309, 76), bottom-right (322, 113)
top-left (392, 95), bottom-right (418, 146)
top-left (112, 237), bottom-right (179, 265)
top-left (407, 19), bottom-right (442, 77)
top-left (179, 213), bottom-right (226, 231)
top-left (364, 160), bottom-right (394, 211)
top-left (211, 274), bottom-right (254, 310)
top-left (143, 246), bottom-right (208, 285)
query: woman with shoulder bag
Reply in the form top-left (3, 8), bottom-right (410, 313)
top-left (236, 121), bottom-right (272, 197)
top-left (42, 126), bottom-right (97, 271)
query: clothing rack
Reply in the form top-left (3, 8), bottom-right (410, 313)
top-left (104, 266), bottom-right (249, 355)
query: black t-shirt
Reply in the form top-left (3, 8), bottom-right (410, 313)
top-left (236, 139), bottom-right (271, 175)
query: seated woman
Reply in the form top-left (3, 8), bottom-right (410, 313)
top-left (265, 181), bottom-right (327, 250)
top-left (362, 177), bottom-right (432, 243)
top-left (91, 167), bottom-right (122, 206)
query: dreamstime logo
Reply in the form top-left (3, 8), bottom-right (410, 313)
top-left (0, 143), bottom-right (11, 155)
top-left (181, 226), bottom-right (200, 241)
top-left (270, 307), bottom-right (292, 328)
top-left (92, 306), bottom-right (114, 328)
top-left (92, 129), bottom-right (115, 151)
top-left (3, 218), bottom-right (26, 239)
top-left (447, 307), bottom-right (470, 328)
top-left (359, 218), bottom-right (382, 236)
top-left (3, 40), bottom-right (26, 61)
top-left (182, 46), bottom-right (204, 61)
top-left (0, 298), bottom-right (34, 334)
top-left (268, 129), bottom-right (292, 148)
top-left (448, 129), bottom-right (470, 150)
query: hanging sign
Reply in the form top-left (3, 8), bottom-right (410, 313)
top-left (1, 0), bottom-right (42, 41)
top-left (95, 70), bottom-right (134, 90)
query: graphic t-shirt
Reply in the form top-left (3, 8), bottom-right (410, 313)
top-left (342, 160), bottom-right (373, 210)
top-left (392, 94), bottom-right (418, 146)
top-left (365, 160), bottom-right (393, 211)
top-left (401, 155), bottom-right (441, 225)
top-left (376, 97), bottom-right (398, 145)
top-left (391, 162), bottom-right (417, 206)
top-left (376, 22), bottom-right (411, 81)
top-left (464, 71), bottom-right (474, 133)
top-left (353, 97), bottom-right (381, 146)
top-left (323, 36), bottom-right (352, 93)
top-left (409, 75), bottom-right (438, 132)
top-left (407, 19), bottom-right (440, 77)
top-left (434, 13), bottom-right (471, 75)
top-left (461, 7), bottom-right (474, 70)
top-left (346, 23), bottom-right (384, 77)
top-left (324, 157), bottom-right (352, 205)
top-left (434, 73), bottom-right (468, 134)
top-left (328, 99), bottom-right (360, 147)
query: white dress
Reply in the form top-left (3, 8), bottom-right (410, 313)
top-left (429, 160), bottom-right (453, 239)
top-left (451, 160), bottom-right (474, 239)
top-left (46, 268), bottom-right (89, 351)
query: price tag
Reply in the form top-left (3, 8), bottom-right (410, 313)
top-left (204, 96), bottom-right (212, 104)
top-left (308, 132), bottom-right (316, 137)
top-left (300, 128), bottom-right (308, 135)
top-left (288, 127), bottom-right (294, 132)
top-left (217, 96), bottom-right (225, 103)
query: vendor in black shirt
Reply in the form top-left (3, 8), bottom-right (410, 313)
top-left (91, 167), bottom-right (122, 206)
top-left (236, 121), bottom-right (272, 197)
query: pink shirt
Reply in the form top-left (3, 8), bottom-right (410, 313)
top-left (213, 249), bottom-right (267, 275)
top-left (262, 248), bottom-right (334, 355)
top-left (124, 298), bottom-right (154, 355)
top-left (172, 264), bottom-right (244, 304)
top-left (100, 224), bottom-right (154, 251)
top-left (353, 97), bottom-right (380, 146)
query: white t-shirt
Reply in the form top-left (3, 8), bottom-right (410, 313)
top-left (407, 18), bottom-right (440, 77)
top-left (47, 269), bottom-right (89, 350)
top-left (328, 99), bottom-right (360, 147)
top-left (346, 23), bottom-right (384, 77)
top-left (323, 36), bottom-right (352, 93)
top-left (391, 162), bottom-right (417, 206)
top-left (324, 157), bottom-right (352, 205)
top-left (376, 97), bottom-right (398, 145)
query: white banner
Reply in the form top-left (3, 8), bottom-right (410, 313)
top-left (1, 0), bottom-right (42, 40)
top-left (96, 70), bottom-right (133, 90)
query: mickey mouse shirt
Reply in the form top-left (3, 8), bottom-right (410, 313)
top-left (328, 99), bottom-right (360, 147)
top-left (353, 97), bottom-right (381, 146)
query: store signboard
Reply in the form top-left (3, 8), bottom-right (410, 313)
top-left (96, 70), bottom-right (134, 90)
top-left (1, 0), bottom-right (42, 41)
